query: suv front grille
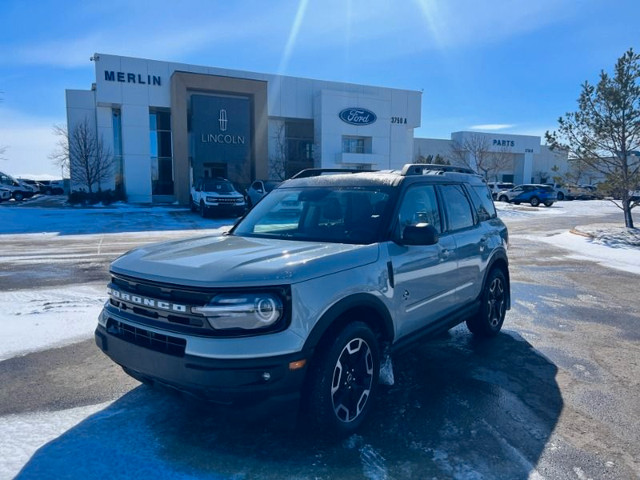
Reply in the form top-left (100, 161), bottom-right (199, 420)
top-left (106, 318), bottom-right (186, 356)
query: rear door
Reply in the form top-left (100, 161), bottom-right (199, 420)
top-left (437, 183), bottom-right (483, 306)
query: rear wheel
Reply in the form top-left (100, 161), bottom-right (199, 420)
top-left (544, 201), bottom-right (554, 207)
top-left (200, 201), bottom-right (207, 218)
top-left (466, 268), bottom-right (507, 337)
top-left (557, 192), bottom-right (565, 200)
top-left (13, 191), bottom-right (24, 201)
top-left (305, 322), bottom-right (380, 436)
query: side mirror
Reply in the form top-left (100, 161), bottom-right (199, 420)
top-left (400, 223), bottom-right (439, 246)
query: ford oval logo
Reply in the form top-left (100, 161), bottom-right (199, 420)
top-left (338, 108), bottom-right (377, 126)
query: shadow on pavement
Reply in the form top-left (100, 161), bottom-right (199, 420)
top-left (17, 328), bottom-right (561, 479)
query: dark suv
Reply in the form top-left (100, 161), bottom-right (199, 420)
top-left (96, 164), bottom-right (510, 435)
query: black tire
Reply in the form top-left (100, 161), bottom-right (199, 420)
top-left (199, 201), bottom-right (207, 218)
top-left (530, 196), bottom-right (540, 207)
top-left (498, 195), bottom-right (508, 202)
top-left (305, 322), bottom-right (380, 436)
top-left (544, 201), bottom-right (554, 207)
top-left (513, 201), bottom-right (520, 205)
top-left (557, 192), bottom-right (565, 201)
top-left (190, 196), bottom-right (197, 212)
top-left (466, 268), bottom-right (507, 337)
top-left (13, 191), bottom-right (24, 201)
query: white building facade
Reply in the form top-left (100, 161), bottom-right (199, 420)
top-left (66, 53), bottom-right (422, 204)
top-left (414, 132), bottom-right (569, 185)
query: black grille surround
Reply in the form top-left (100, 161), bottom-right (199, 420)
top-left (107, 273), bottom-right (292, 338)
top-left (106, 318), bottom-right (186, 357)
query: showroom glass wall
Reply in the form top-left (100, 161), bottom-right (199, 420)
top-left (149, 109), bottom-right (174, 196)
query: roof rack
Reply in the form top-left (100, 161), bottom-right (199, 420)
top-left (291, 168), bottom-right (374, 179)
top-left (401, 164), bottom-right (476, 176)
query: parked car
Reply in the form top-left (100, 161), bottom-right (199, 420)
top-left (38, 179), bottom-right (66, 195)
top-left (246, 180), bottom-right (280, 207)
top-left (565, 184), bottom-right (596, 200)
top-left (0, 187), bottom-right (11, 202)
top-left (487, 182), bottom-right (515, 199)
top-left (190, 177), bottom-right (247, 217)
top-left (0, 171), bottom-right (39, 201)
top-left (544, 183), bottom-right (569, 201)
top-left (96, 163), bottom-right (510, 435)
top-left (497, 184), bottom-right (556, 207)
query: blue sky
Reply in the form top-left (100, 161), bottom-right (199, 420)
top-left (0, 0), bottom-right (638, 178)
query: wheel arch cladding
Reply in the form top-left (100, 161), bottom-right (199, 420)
top-left (302, 293), bottom-right (395, 356)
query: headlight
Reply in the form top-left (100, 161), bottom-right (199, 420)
top-left (192, 293), bottom-right (284, 330)
top-left (206, 196), bottom-right (217, 203)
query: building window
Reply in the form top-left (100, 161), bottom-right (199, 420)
top-left (112, 109), bottom-right (124, 193)
top-left (150, 109), bottom-right (173, 195)
top-left (285, 120), bottom-right (314, 178)
top-left (342, 136), bottom-right (371, 154)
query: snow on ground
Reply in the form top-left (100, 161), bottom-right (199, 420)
top-left (495, 198), bottom-right (622, 220)
top-left (0, 285), bottom-right (106, 361)
top-left (496, 200), bottom-right (640, 275)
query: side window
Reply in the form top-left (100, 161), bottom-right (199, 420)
top-left (439, 184), bottom-right (474, 231)
top-left (468, 185), bottom-right (497, 220)
top-left (396, 185), bottom-right (441, 234)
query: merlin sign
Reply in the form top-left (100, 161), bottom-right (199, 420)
top-left (339, 108), bottom-right (377, 126)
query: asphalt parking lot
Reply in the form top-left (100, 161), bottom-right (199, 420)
top-left (0, 201), bottom-right (639, 479)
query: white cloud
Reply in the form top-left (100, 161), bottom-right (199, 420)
top-left (470, 124), bottom-right (515, 131)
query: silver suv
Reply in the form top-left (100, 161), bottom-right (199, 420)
top-left (96, 164), bottom-right (510, 435)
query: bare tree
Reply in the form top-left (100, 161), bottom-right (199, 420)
top-left (269, 123), bottom-right (288, 181)
top-left (67, 118), bottom-right (114, 194)
top-left (546, 48), bottom-right (640, 227)
top-left (49, 124), bottom-right (70, 177)
top-left (450, 133), bottom-right (512, 180)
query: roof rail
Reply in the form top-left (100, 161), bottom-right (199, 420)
top-left (401, 163), bottom-right (476, 176)
top-left (291, 168), bottom-right (373, 179)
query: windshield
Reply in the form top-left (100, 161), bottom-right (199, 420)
top-left (233, 186), bottom-right (391, 244)
top-left (202, 180), bottom-right (234, 193)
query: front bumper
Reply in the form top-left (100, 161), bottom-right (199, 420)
top-left (95, 321), bottom-right (308, 411)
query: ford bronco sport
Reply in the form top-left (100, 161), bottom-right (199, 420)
top-left (96, 164), bottom-right (510, 435)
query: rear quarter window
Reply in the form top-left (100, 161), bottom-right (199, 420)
top-left (468, 185), bottom-right (497, 220)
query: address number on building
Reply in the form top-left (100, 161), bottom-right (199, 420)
top-left (391, 117), bottom-right (407, 124)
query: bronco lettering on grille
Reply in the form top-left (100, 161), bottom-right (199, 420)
top-left (108, 287), bottom-right (187, 313)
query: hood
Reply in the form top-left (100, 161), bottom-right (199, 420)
top-left (110, 234), bottom-right (379, 288)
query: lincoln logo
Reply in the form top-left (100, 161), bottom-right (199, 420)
top-left (108, 288), bottom-right (187, 313)
top-left (219, 109), bottom-right (228, 132)
top-left (339, 108), bottom-right (377, 126)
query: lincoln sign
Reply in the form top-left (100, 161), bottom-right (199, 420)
top-left (339, 108), bottom-right (377, 126)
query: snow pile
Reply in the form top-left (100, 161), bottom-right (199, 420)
top-left (572, 224), bottom-right (640, 247)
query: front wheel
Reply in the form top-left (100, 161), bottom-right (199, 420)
top-left (498, 195), bottom-right (508, 203)
top-left (199, 201), bottom-right (207, 218)
top-left (557, 192), bottom-right (565, 201)
top-left (530, 197), bottom-right (540, 207)
top-left (13, 191), bottom-right (24, 201)
top-left (305, 322), bottom-right (380, 436)
top-left (544, 201), bottom-right (554, 207)
top-left (190, 196), bottom-right (197, 212)
top-left (466, 268), bottom-right (507, 337)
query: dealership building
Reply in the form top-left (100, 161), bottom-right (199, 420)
top-left (66, 53), bottom-right (568, 204)
top-left (66, 53), bottom-right (421, 204)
